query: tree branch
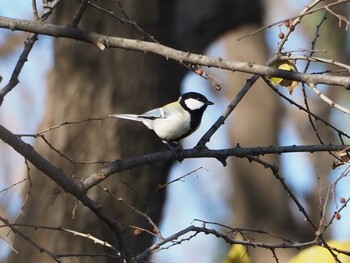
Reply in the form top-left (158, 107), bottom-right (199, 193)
top-left (0, 16), bottom-right (349, 87)
top-left (0, 0), bottom-right (62, 106)
top-left (0, 124), bottom-right (130, 262)
top-left (136, 224), bottom-right (318, 261)
top-left (0, 216), bottom-right (60, 262)
top-left (197, 74), bottom-right (260, 146)
top-left (2, 119), bottom-right (347, 195)
top-left (81, 143), bottom-right (348, 191)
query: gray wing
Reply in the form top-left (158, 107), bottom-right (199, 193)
top-left (140, 102), bottom-right (179, 119)
top-left (139, 107), bottom-right (166, 120)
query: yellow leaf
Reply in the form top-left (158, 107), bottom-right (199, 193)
top-left (269, 60), bottom-right (299, 94)
top-left (222, 243), bottom-right (250, 263)
top-left (289, 240), bottom-right (350, 263)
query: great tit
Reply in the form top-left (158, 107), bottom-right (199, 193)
top-left (110, 92), bottom-right (214, 147)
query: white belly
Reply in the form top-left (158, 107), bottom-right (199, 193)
top-left (151, 111), bottom-right (191, 141)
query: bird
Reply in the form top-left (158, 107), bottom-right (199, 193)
top-left (110, 91), bottom-right (214, 156)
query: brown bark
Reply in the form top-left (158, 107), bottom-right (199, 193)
top-left (7, 1), bottom-right (184, 262)
top-left (175, 0), bottom-right (323, 261)
top-left (214, 27), bottom-right (300, 262)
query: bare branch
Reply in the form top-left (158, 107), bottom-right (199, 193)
top-left (237, 0), bottom-right (350, 41)
top-left (0, 216), bottom-right (61, 262)
top-left (0, 0), bottom-right (62, 105)
top-left (265, 79), bottom-right (350, 140)
top-left (31, 0), bottom-right (40, 20)
top-left (101, 186), bottom-right (163, 240)
top-left (136, 224), bottom-right (319, 261)
top-left (0, 124), bottom-right (131, 262)
top-left (70, 0), bottom-right (89, 28)
top-left (80, 144), bottom-right (348, 191)
top-left (61, 228), bottom-right (117, 252)
top-left (197, 74), bottom-right (260, 147)
top-left (0, 34), bottom-right (37, 106)
top-left (0, 16), bottom-right (349, 87)
top-left (309, 82), bottom-right (350, 114)
top-left (325, 5), bottom-right (350, 30)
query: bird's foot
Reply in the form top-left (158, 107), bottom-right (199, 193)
top-left (164, 141), bottom-right (184, 162)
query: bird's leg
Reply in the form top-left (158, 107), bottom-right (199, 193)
top-left (164, 141), bottom-right (184, 162)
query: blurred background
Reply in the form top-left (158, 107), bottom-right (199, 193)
top-left (0, 1), bottom-right (350, 262)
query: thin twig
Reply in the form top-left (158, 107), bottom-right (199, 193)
top-left (197, 74), bottom-right (260, 147)
top-left (0, 0), bottom-right (62, 105)
top-left (0, 216), bottom-right (61, 262)
top-left (324, 5), bottom-right (350, 30)
top-left (0, 34), bottom-right (38, 106)
top-left (237, 0), bottom-right (349, 41)
top-left (31, 0), bottom-right (40, 20)
top-left (0, 124), bottom-right (131, 262)
top-left (265, 79), bottom-right (350, 140)
top-left (100, 186), bottom-right (163, 240)
top-left (136, 224), bottom-right (319, 261)
top-left (38, 117), bottom-right (109, 135)
top-left (70, 0), bottom-right (89, 28)
top-left (308, 82), bottom-right (350, 114)
top-left (157, 167), bottom-right (207, 189)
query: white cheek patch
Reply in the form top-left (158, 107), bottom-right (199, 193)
top-left (184, 98), bottom-right (205, 110)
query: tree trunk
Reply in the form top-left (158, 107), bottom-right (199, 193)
top-left (176, 0), bottom-right (313, 261)
top-left (217, 29), bottom-right (298, 262)
top-left (7, 1), bottom-right (185, 262)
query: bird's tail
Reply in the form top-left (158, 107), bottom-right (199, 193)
top-left (109, 114), bottom-right (143, 122)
